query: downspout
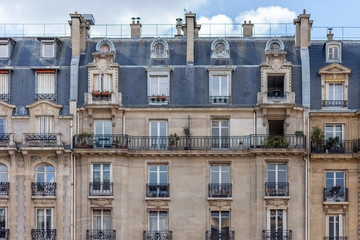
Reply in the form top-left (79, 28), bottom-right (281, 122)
top-left (305, 109), bottom-right (310, 240)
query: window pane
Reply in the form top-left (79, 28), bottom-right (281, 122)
top-left (220, 76), bottom-right (228, 96)
top-left (149, 212), bottom-right (157, 231)
top-left (212, 76), bottom-right (220, 96)
top-left (158, 77), bottom-right (167, 95)
top-left (149, 172), bottom-right (157, 184)
top-left (0, 45), bottom-right (7, 58)
top-left (159, 172), bottom-right (168, 184)
top-left (0, 209), bottom-right (5, 229)
top-left (159, 212), bottom-right (168, 231)
top-left (150, 77), bottom-right (158, 96)
top-left (211, 211), bottom-right (220, 232)
top-left (0, 74), bottom-right (8, 95)
top-left (43, 44), bottom-right (54, 57)
top-left (159, 165), bottom-right (167, 171)
top-left (150, 122), bottom-right (157, 137)
top-left (37, 209), bottom-right (44, 229)
top-left (159, 122), bottom-right (167, 137)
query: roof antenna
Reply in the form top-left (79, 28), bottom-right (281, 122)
top-left (184, 8), bottom-right (188, 13)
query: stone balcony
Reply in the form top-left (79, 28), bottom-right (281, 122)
top-left (257, 91), bottom-right (295, 105)
top-left (84, 92), bottom-right (122, 105)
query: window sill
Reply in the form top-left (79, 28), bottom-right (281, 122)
top-left (264, 196), bottom-right (290, 199)
top-left (88, 196), bottom-right (114, 199)
top-left (323, 201), bottom-right (349, 205)
top-left (145, 197), bottom-right (171, 201)
top-left (207, 197), bottom-right (233, 201)
top-left (32, 196), bottom-right (56, 199)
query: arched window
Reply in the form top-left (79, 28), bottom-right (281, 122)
top-left (36, 164), bottom-right (54, 183)
top-left (0, 165), bottom-right (7, 182)
top-left (150, 39), bottom-right (169, 59)
top-left (32, 164), bottom-right (55, 196)
top-left (0, 165), bottom-right (8, 196)
top-left (211, 39), bottom-right (230, 59)
top-left (270, 42), bottom-right (280, 51)
top-left (153, 43), bottom-right (166, 58)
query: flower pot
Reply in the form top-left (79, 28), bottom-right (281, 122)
top-left (92, 92), bottom-right (101, 96)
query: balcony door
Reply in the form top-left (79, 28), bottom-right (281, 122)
top-left (210, 165), bottom-right (230, 197)
top-left (94, 120), bottom-right (112, 148)
top-left (325, 171), bottom-right (345, 201)
top-left (92, 209), bottom-right (112, 236)
top-left (267, 164), bottom-right (287, 196)
top-left (148, 165), bottom-right (168, 197)
top-left (149, 211), bottom-right (168, 232)
top-left (36, 116), bottom-right (54, 134)
top-left (267, 209), bottom-right (287, 237)
top-left (0, 208), bottom-right (6, 230)
top-left (211, 120), bottom-right (229, 149)
top-left (210, 211), bottom-right (230, 238)
top-left (92, 164), bottom-right (111, 195)
top-left (326, 215), bottom-right (345, 239)
top-left (36, 208), bottom-right (54, 238)
top-left (150, 121), bottom-right (167, 149)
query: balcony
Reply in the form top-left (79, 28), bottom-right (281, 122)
top-left (86, 229), bottom-right (116, 240)
top-left (262, 230), bottom-right (292, 240)
top-left (257, 91), bottom-right (295, 104)
top-left (35, 93), bottom-right (56, 101)
top-left (84, 92), bottom-right (122, 105)
top-left (324, 237), bottom-right (347, 240)
top-left (146, 184), bottom-right (170, 198)
top-left (73, 134), bottom-right (306, 150)
top-left (0, 134), bottom-right (15, 147)
top-left (143, 231), bottom-right (172, 240)
top-left (0, 94), bottom-right (9, 102)
top-left (0, 182), bottom-right (9, 196)
top-left (311, 140), bottom-right (358, 154)
top-left (148, 95), bottom-right (169, 105)
top-left (209, 96), bottom-right (231, 104)
top-left (322, 100), bottom-right (347, 108)
top-left (205, 231), bottom-right (235, 240)
top-left (31, 229), bottom-right (56, 240)
top-left (0, 229), bottom-right (9, 240)
top-left (89, 182), bottom-right (113, 196)
top-left (208, 183), bottom-right (232, 198)
top-left (23, 133), bottom-right (62, 147)
top-left (31, 182), bottom-right (56, 197)
top-left (324, 188), bottom-right (348, 202)
top-left (265, 182), bottom-right (289, 197)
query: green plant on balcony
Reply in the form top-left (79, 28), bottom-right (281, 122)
top-left (261, 136), bottom-right (289, 148)
top-left (169, 133), bottom-right (179, 147)
top-left (310, 126), bottom-right (324, 144)
top-left (295, 130), bottom-right (304, 135)
top-left (77, 132), bottom-right (93, 148)
top-left (183, 125), bottom-right (191, 150)
top-left (326, 136), bottom-right (344, 152)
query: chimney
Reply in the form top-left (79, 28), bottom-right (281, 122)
top-left (293, 9), bottom-right (313, 48)
top-left (182, 11), bottom-right (201, 65)
top-left (242, 20), bottom-right (253, 37)
top-left (131, 17), bottom-right (142, 38)
top-left (327, 28), bottom-right (334, 41)
top-left (68, 12), bottom-right (92, 56)
top-left (175, 18), bottom-right (183, 37)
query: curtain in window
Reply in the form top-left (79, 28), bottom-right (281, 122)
top-left (37, 73), bottom-right (55, 94)
top-left (0, 74), bottom-right (8, 95)
top-left (212, 76), bottom-right (228, 96)
top-left (328, 84), bottom-right (343, 100)
top-left (36, 116), bottom-right (54, 134)
top-left (37, 209), bottom-right (45, 229)
top-left (93, 210), bottom-right (102, 230)
top-left (94, 75), bottom-right (112, 91)
top-left (103, 210), bottom-right (111, 230)
top-left (103, 75), bottom-right (112, 91)
top-left (150, 76), bottom-right (168, 96)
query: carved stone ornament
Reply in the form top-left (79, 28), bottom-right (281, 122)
top-left (323, 204), bottom-right (348, 214)
top-left (17, 156), bottom-right (24, 168)
top-left (265, 198), bottom-right (289, 207)
top-left (90, 198), bottom-right (113, 206)
top-left (146, 200), bottom-right (169, 209)
top-left (208, 199), bottom-right (232, 209)
top-left (30, 156), bottom-right (42, 163)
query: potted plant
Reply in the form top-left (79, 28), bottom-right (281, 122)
top-left (168, 133), bottom-right (179, 148)
top-left (295, 130), bottom-right (304, 135)
top-left (77, 132), bottom-right (92, 148)
top-left (92, 90), bottom-right (101, 96)
top-left (101, 90), bottom-right (110, 96)
top-left (310, 126), bottom-right (325, 152)
top-left (330, 185), bottom-right (341, 201)
top-left (261, 136), bottom-right (289, 148)
top-left (326, 136), bottom-right (344, 153)
top-left (159, 94), bottom-right (167, 100)
top-left (183, 125), bottom-right (191, 150)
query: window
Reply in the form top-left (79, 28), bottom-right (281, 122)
top-left (325, 171), bottom-right (346, 201)
top-left (36, 164), bottom-right (54, 183)
top-left (326, 215), bottom-right (346, 238)
top-left (34, 208), bottom-right (55, 239)
top-left (267, 75), bottom-right (285, 98)
top-left (210, 75), bottom-right (230, 104)
top-left (100, 44), bottom-right (110, 53)
top-left (0, 118), bottom-right (6, 134)
top-left (325, 124), bottom-right (343, 140)
top-left (209, 165), bottom-right (231, 197)
top-left (211, 120), bottom-right (229, 149)
top-left (270, 42), bottom-right (280, 51)
top-left (33, 164), bottom-right (55, 196)
top-left (0, 165), bottom-right (8, 196)
top-left (324, 82), bottom-right (345, 107)
top-left (150, 121), bottom-right (167, 149)
top-left (0, 72), bottom-right (9, 101)
top-left (94, 74), bottom-right (112, 92)
top-left (211, 39), bottom-right (230, 59)
top-left (268, 209), bottom-right (287, 235)
top-left (0, 45), bottom-right (8, 58)
top-left (153, 43), bottom-right (165, 58)
top-left (36, 72), bottom-right (55, 100)
top-left (266, 164), bottom-right (288, 196)
top-left (210, 211), bottom-right (231, 237)
top-left (0, 208), bottom-right (6, 231)
top-left (148, 76), bottom-right (169, 104)
top-left (92, 209), bottom-right (112, 233)
top-left (149, 211), bottom-right (168, 232)
top-left (328, 45), bottom-right (340, 61)
top-left (214, 42), bottom-right (226, 57)
top-left (150, 40), bottom-right (169, 59)
top-left (147, 165), bottom-right (169, 197)
top-left (36, 116), bottom-right (54, 134)
top-left (94, 120), bottom-right (112, 148)
top-left (42, 43), bottom-right (54, 58)
top-left (91, 164), bottom-right (112, 196)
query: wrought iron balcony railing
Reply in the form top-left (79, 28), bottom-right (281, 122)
top-left (73, 134), bottom-right (306, 150)
top-left (262, 230), bottom-right (292, 240)
top-left (0, 229), bottom-right (9, 240)
top-left (311, 140), bottom-right (358, 154)
top-left (265, 182), bottom-right (289, 197)
top-left (143, 231), bottom-right (172, 240)
top-left (322, 100), bottom-right (347, 107)
top-left (86, 229), bottom-right (116, 240)
top-left (35, 93), bottom-right (56, 101)
top-left (208, 183), bottom-right (232, 198)
top-left (24, 133), bottom-right (62, 147)
top-left (31, 229), bottom-right (56, 240)
top-left (324, 188), bottom-right (348, 202)
top-left (89, 182), bottom-right (113, 196)
top-left (0, 182), bottom-right (9, 196)
top-left (148, 95), bottom-right (169, 104)
top-left (324, 237), bottom-right (347, 240)
top-left (92, 93), bottom-right (112, 102)
top-left (0, 133), bottom-right (14, 147)
top-left (31, 182), bottom-right (56, 197)
top-left (146, 184), bottom-right (170, 198)
top-left (84, 92), bottom-right (122, 105)
top-left (205, 230), bottom-right (235, 240)
top-left (0, 94), bottom-right (9, 102)
top-left (209, 96), bottom-right (231, 104)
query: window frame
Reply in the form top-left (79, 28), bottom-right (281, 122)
top-left (148, 211), bottom-right (168, 231)
top-left (325, 123), bottom-right (344, 140)
top-left (93, 73), bottom-right (113, 92)
top-left (36, 164), bottom-right (55, 183)
top-left (148, 164), bottom-right (168, 185)
top-left (150, 40), bottom-right (169, 59)
top-left (208, 68), bottom-right (233, 104)
top-left (146, 68), bottom-right (171, 105)
top-left (0, 165), bottom-right (7, 183)
top-left (42, 42), bottom-right (55, 58)
top-left (92, 209), bottom-right (112, 230)
top-left (0, 208), bottom-right (7, 229)
top-left (210, 210), bottom-right (231, 233)
top-left (211, 39), bottom-right (230, 59)
top-left (35, 70), bottom-right (56, 101)
top-left (325, 214), bottom-right (346, 238)
top-left (266, 208), bottom-right (287, 232)
top-left (211, 119), bottom-right (229, 149)
top-left (326, 42), bottom-right (342, 63)
top-left (91, 163), bottom-right (112, 183)
top-left (0, 71), bottom-right (10, 102)
top-left (36, 116), bottom-right (54, 134)
top-left (267, 163), bottom-right (287, 183)
top-left (0, 44), bottom-right (8, 59)
top-left (36, 208), bottom-right (54, 230)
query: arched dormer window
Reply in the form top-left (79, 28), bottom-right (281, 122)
top-left (100, 44), bottom-right (110, 53)
top-left (211, 39), bottom-right (230, 59)
top-left (96, 39), bottom-right (115, 54)
top-left (150, 39), bottom-right (169, 59)
top-left (326, 42), bottom-right (342, 62)
top-left (265, 38), bottom-right (285, 52)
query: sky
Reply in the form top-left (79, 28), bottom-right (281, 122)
top-left (0, 0), bottom-right (359, 38)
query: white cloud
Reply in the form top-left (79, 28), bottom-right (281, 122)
top-left (197, 14), bottom-right (240, 37)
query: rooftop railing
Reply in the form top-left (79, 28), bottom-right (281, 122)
top-left (2, 22), bottom-right (360, 40)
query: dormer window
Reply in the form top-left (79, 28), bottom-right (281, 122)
top-left (150, 39), bottom-right (169, 59)
top-left (153, 43), bottom-right (166, 58)
top-left (326, 42), bottom-right (342, 62)
top-left (211, 39), bottom-right (230, 59)
top-left (270, 42), bottom-right (280, 51)
top-left (42, 43), bottom-right (54, 58)
top-left (0, 38), bottom-right (15, 59)
top-left (96, 39), bottom-right (115, 54)
top-left (0, 45), bottom-right (8, 58)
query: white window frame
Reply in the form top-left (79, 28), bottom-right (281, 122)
top-left (0, 72), bottom-right (9, 97)
top-left (146, 68), bottom-right (171, 105)
top-left (36, 116), bottom-right (54, 134)
top-left (94, 74), bottom-right (113, 92)
top-left (210, 210), bottom-right (231, 232)
top-left (42, 43), bottom-right (55, 58)
top-left (210, 165), bottom-right (230, 184)
top-left (325, 214), bottom-right (345, 237)
top-left (0, 44), bottom-right (8, 58)
top-left (326, 42), bottom-right (342, 62)
top-left (325, 171), bottom-right (345, 188)
top-left (149, 121), bottom-right (168, 149)
top-left (326, 82), bottom-right (344, 101)
top-left (150, 40), bottom-right (169, 59)
top-left (36, 72), bottom-right (56, 100)
top-left (92, 209), bottom-right (112, 230)
top-left (36, 164), bottom-right (55, 183)
top-left (148, 165), bottom-right (168, 185)
top-left (91, 163), bottom-right (112, 183)
top-left (148, 211), bottom-right (168, 231)
top-left (208, 68), bottom-right (233, 104)
top-left (0, 118), bottom-right (6, 134)
top-left (36, 208), bottom-right (54, 230)
top-left (267, 164), bottom-right (287, 183)
top-left (0, 165), bottom-right (7, 183)
top-left (211, 120), bottom-right (229, 149)
top-left (325, 123), bottom-right (344, 140)
top-left (211, 39), bottom-right (230, 59)
top-left (0, 208), bottom-right (7, 229)
top-left (267, 209), bottom-right (287, 232)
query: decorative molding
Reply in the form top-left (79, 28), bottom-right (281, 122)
top-left (323, 203), bottom-right (348, 214)
top-left (89, 198), bottom-right (113, 207)
top-left (265, 198), bottom-right (289, 207)
top-left (146, 199), bottom-right (170, 209)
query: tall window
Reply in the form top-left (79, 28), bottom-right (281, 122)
top-left (325, 124), bottom-right (343, 140)
top-left (91, 164), bottom-right (111, 195)
top-left (94, 74), bottom-right (112, 92)
top-left (36, 165), bottom-right (54, 183)
top-left (94, 120), bottom-right (112, 148)
top-left (209, 165), bottom-right (231, 197)
top-left (0, 208), bottom-right (6, 230)
top-left (36, 208), bottom-right (53, 231)
top-left (150, 121), bottom-right (167, 149)
top-left (36, 116), bottom-right (54, 134)
top-left (148, 165), bottom-right (169, 197)
top-left (93, 209), bottom-right (112, 232)
top-left (0, 165), bottom-right (8, 196)
top-left (269, 210), bottom-right (286, 234)
top-left (326, 215), bottom-right (345, 238)
top-left (325, 171), bottom-right (346, 201)
top-left (210, 75), bottom-right (230, 104)
top-left (0, 73), bottom-right (8, 101)
top-left (211, 120), bottom-right (229, 149)
top-left (0, 45), bottom-right (8, 58)
top-left (210, 211), bottom-right (230, 236)
top-left (149, 211), bottom-right (168, 232)
top-left (267, 164), bottom-right (287, 196)
top-left (37, 72), bottom-right (55, 100)
top-left (148, 76), bottom-right (169, 104)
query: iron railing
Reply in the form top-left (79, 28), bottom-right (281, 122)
top-left (89, 182), bottom-right (113, 196)
top-left (262, 230), bottom-right (292, 240)
top-left (31, 182), bottom-right (56, 196)
top-left (267, 91), bottom-right (286, 99)
top-left (0, 94), bottom-right (9, 102)
top-left (209, 96), bottom-right (231, 104)
top-left (143, 231), bottom-right (172, 240)
top-left (311, 140), bottom-right (358, 153)
top-left (146, 184), bottom-right (170, 198)
top-left (324, 188), bottom-right (348, 202)
top-left (205, 231), bottom-right (235, 240)
top-left (86, 229), bottom-right (116, 240)
top-left (73, 134), bottom-right (306, 150)
top-left (148, 96), bottom-right (169, 104)
top-left (208, 183), bottom-right (232, 198)
top-left (35, 93), bottom-right (56, 101)
top-left (265, 182), bottom-right (289, 197)
top-left (0, 134), bottom-right (11, 147)
top-left (322, 100), bottom-right (347, 107)
top-left (31, 229), bottom-right (56, 240)
top-left (92, 93), bottom-right (112, 102)
top-left (324, 237), bottom-right (347, 240)
top-left (25, 133), bottom-right (57, 142)
top-left (0, 229), bottom-right (9, 240)
top-left (0, 182), bottom-right (9, 196)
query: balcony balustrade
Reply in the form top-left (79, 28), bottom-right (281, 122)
top-left (143, 231), bottom-right (172, 240)
top-left (86, 229), bottom-right (116, 240)
top-left (324, 188), bottom-right (348, 202)
top-left (35, 93), bottom-right (56, 101)
top-left (0, 133), bottom-right (15, 147)
top-left (23, 133), bottom-right (62, 147)
top-left (322, 100), bottom-right (347, 107)
top-left (31, 182), bottom-right (56, 197)
top-left (146, 184), bottom-right (170, 198)
top-left (73, 134), bottom-right (128, 149)
top-left (209, 96), bottom-right (231, 104)
top-left (258, 91), bottom-right (295, 104)
top-left (31, 229), bottom-right (56, 240)
top-left (262, 230), bottom-right (292, 240)
top-left (0, 229), bottom-right (9, 240)
top-left (84, 92), bottom-right (122, 105)
top-left (324, 237), bottom-right (347, 240)
top-left (0, 94), bottom-right (9, 102)
top-left (265, 182), bottom-right (289, 197)
top-left (89, 182), bottom-right (113, 196)
top-left (208, 183), bottom-right (232, 198)
top-left (0, 182), bottom-right (9, 196)
top-left (311, 140), bottom-right (358, 154)
top-left (205, 231), bottom-right (235, 240)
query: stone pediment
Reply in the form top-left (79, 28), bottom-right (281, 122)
top-left (0, 101), bottom-right (15, 116)
top-left (26, 100), bottom-right (62, 110)
top-left (318, 63), bottom-right (351, 75)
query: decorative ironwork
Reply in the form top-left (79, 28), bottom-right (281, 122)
top-left (0, 134), bottom-right (9, 143)
top-left (324, 188), bottom-right (348, 202)
top-left (93, 93), bottom-right (112, 101)
top-left (146, 184), bottom-right (170, 198)
top-left (73, 134), bottom-right (128, 149)
top-left (148, 96), bottom-right (169, 104)
top-left (35, 93), bottom-right (56, 101)
top-left (262, 230), bottom-right (292, 240)
top-left (267, 91), bottom-right (286, 99)
top-left (322, 100), bottom-right (347, 107)
top-left (89, 182), bottom-right (113, 196)
top-left (208, 183), bottom-right (232, 198)
top-left (311, 140), bottom-right (358, 154)
top-left (31, 229), bottom-right (56, 240)
top-left (86, 229), bottom-right (116, 240)
top-left (25, 133), bottom-right (57, 142)
top-left (0, 229), bottom-right (9, 239)
top-left (265, 182), bottom-right (289, 197)
top-left (31, 182), bottom-right (56, 196)
top-left (0, 182), bottom-right (9, 196)
top-left (324, 237), bottom-right (347, 240)
top-left (143, 231), bottom-right (172, 240)
top-left (209, 96), bottom-right (231, 104)
top-left (0, 94), bottom-right (9, 102)
top-left (205, 230), bottom-right (235, 240)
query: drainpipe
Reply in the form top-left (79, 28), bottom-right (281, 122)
top-left (305, 108), bottom-right (310, 240)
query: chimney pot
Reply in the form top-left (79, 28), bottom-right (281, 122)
top-left (242, 20), bottom-right (253, 37)
top-left (137, 17), bottom-right (141, 24)
top-left (249, 20), bottom-right (251, 24)
top-left (303, 9), bottom-right (306, 14)
top-left (75, 11), bottom-right (78, 14)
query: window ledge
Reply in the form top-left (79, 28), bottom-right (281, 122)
top-left (145, 197), bottom-right (171, 201)
top-left (0, 196), bottom-right (9, 199)
top-left (323, 201), bottom-right (349, 205)
top-left (88, 196), bottom-right (114, 199)
top-left (32, 196), bottom-right (56, 199)
top-left (264, 196), bottom-right (290, 200)
top-left (207, 197), bottom-right (233, 201)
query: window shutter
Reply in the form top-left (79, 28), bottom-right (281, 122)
top-left (38, 73), bottom-right (55, 94)
top-left (0, 74), bottom-right (8, 94)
